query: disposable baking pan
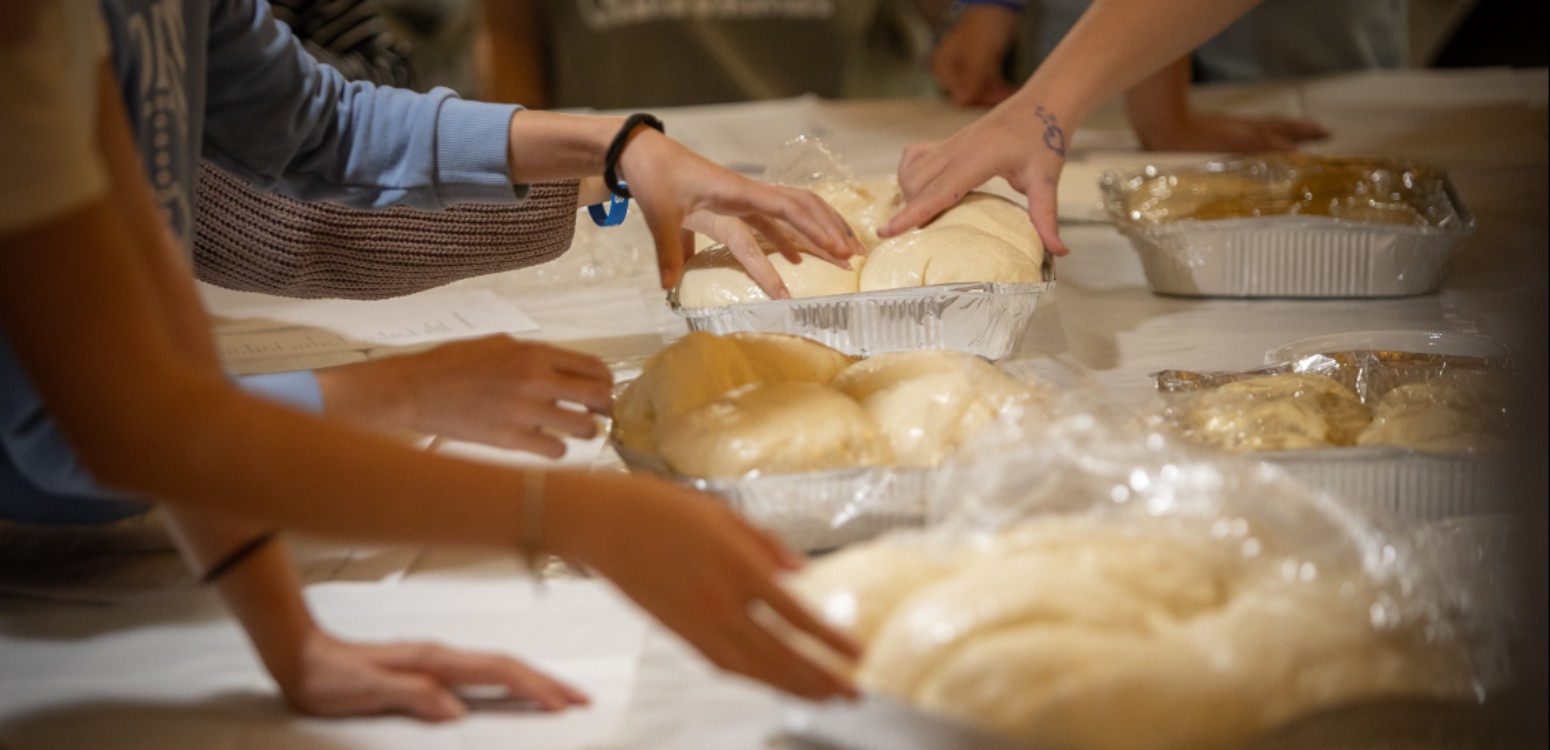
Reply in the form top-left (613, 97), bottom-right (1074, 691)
top-left (1099, 156), bottom-right (1475, 298)
top-left (669, 280), bottom-right (1052, 361)
top-left (612, 442), bottom-right (930, 554)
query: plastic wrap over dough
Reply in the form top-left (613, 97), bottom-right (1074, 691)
top-left (859, 225), bottom-right (1042, 292)
top-left (809, 178), bottom-right (904, 250)
top-left (1357, 371), bottom-right (1512, 453)
top-left (676, 243), bottom-right (862, 308)
top-left (833, 350), bottom-right (1030, 468)
top-left (1185, 372), bottom-right (1371, 452)
top-left (657, 381), bottom-right (894, 478)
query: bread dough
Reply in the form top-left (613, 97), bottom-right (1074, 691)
top-left (726, 331), bottom-right (856, 384)
top-left (794, 514), bottom-right (1465, 750)
top-left (927, 192), bottom-right (1045, 266)
top-left (611, 332), bottom-right (759, 454)
top-left (810, 178), bottom-right (904, 249)
top-left (831, 350), bottom-right (1027, 467)
top-left (656, 381), bottom-right (894, 478)
top-left (1356, 371), bottom-right (1511, 453)
top-left (1186, 372), bottom-right (1371, 452)
top-left (676, 242), bottom-right (863, 308)
top-left (859, 225), bottom-right (1043, 292)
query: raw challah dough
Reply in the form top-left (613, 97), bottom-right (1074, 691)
top-left (809, 178), bottom-right (904, 250)
top-left (614, 333), bottom-right (1031, 477)
top-left (656, 381), bottom-right (893, 478)
top-left (859, 225), bottom-right (1043, 292)
top-left (612, 331), bottom-right (852, 455)
top-left (1185, 372), bottom-right (1372, 452)
top-left (1356, 370), bottom-right (1511, 453)
top-left (927, 192), bottom-right (1045, 266)
top-left (832, 350), bottom-right (1030, 468)
top-left (676, 242), bottom-right (863, 308)
top-left (795, 515), bottom-right (1459, 750)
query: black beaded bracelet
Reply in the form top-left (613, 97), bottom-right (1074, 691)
top-left (603, 113), bottom-right (664, 200)
top-left (201, 530), bottom-right (278, 585)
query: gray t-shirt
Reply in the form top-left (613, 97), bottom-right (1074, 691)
top-left (545, 0), bottom-right (933, 109)
top-left (1016, 0), bottom-right (1407, 83)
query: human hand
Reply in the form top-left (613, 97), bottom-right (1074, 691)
top-left (932, 5), bottom-right (1020, 107)
top-left (883, 95), bottom-right (1073, 257)
top-left (316, 336), bottom-right (613, 457)
top-left (1137, 111), bottom-right (1330, 153)
top-left (278, 629), bottom-right (589, 721)
top-left (549, 473), bottom-right (862, 701)
top-left (617, 129), bottom-right (865, 295)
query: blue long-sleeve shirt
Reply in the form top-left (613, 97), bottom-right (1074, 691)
top-left (1, 0), bottom-right (523, 523)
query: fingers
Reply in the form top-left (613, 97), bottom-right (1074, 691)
top-left (739, 185), bottom-right (861, 264)
top-left (756, 580), bottom-right (864, 663)
top-left (688, 595), bottom-right (856, 702)
top-left (386, 645), bottom-right (590, 712)
top-left (884, 188), bottom-right (958, 238)
top-left (721, 221), bottom-right (792, 300)
top-left (643, 206), bottom-right (688, 291)
top-left (354, 669), bottom-right (468, 722)
top-left (1026, 187), bottom-right (1069, 258)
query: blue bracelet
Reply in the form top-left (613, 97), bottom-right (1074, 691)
top-left (588, 184), bottom-right (629, 227)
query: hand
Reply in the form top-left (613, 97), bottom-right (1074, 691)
top-left (932, 5), bottom-right (1020, 107)
top-left (279, 630), bottom-right (589, 721)
top-left (884, 94), bottom-right (1073, 257)
top-left (550, 473), bottom-right (863, 701)
top-left (616, 129), bottom-right (865, 294)
top-left (316, 336), bottom-right (613, 457)
top-left (1137, 111), bottom-right (1330, 153)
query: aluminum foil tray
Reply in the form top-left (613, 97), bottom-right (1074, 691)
top-left (669, 281), bottom-right (1052, 361)
top-left (613, 442), bottom-right (930, 553)
top-left (1099, 156), bottom-right (1475, 298)
top-left (1154, 339), bottom-right (1516, 521)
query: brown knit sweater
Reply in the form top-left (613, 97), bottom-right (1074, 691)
top-left (191, 0), bottom-right (580, 301)
top-left (194, 164), bottom-right (579, 300)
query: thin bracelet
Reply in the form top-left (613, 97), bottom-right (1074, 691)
top-left (602, 113), bottom-right (664, 199)
top-left (201, 530), bottom-right (278, 585)
top-left (587, 184), bottom-right (629, 227)
top-left (521, 469), bottom-right (545, 584)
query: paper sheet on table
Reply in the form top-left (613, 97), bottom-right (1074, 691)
top-left (0, 580), bottom-right (649, 750)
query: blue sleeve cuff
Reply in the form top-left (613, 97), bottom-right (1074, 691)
top-left (434, 96), bottom-right (530, 205)
top-left (238, 371), bottom-right (325, 414)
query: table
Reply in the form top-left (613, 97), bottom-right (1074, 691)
top-left (2, 67), bottom-right (1545, 750)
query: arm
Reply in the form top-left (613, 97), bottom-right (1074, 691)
top-left (0, 65), bottom-right (859, 711)
top-left (1123, 56), bottom-right (1329, 152)
top-left (931, 3), bottom-right (1021, 107)
top-left (884, 0), bottom-right (1264, 255)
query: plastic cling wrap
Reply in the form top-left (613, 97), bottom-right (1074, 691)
top-left (609, 332), bottom-right (1050, 551)
top-left (785, 400), bottom-right (1494, 750)
top-left (1151, 346), bottom-right (1518, 520)
top-left (1098, 154), bottom-right (1475, 297)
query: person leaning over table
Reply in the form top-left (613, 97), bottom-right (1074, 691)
top-left (190, 0), bottom-right (858, 461)
top-left (928, 0), bottom-right (1332, 153)
top-left (0, 0), bottom-right (863, 719)
top-left (884, 0), bottom-right (1300, 256)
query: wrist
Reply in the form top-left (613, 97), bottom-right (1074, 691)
top-left (506, 111), bottom-right (627, 184)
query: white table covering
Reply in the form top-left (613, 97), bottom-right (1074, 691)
top-left (3, 67), bottom-right (1545, 749)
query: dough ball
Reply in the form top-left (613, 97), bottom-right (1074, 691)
top-left (927, 192), bottom-right (1045, 266)
top-left (1186, 372), bottom-right (1371, 452)
top-left (831, 350), bottom-right (1027, 467)
top-left (611, 331), bottom-right (758, 454)
top-left (859, 225), bottom-right (1043, 292)
top-left (727, 331), bottom-right (856, 385)
top-left (675, 242), bottom-right (862, 309)
top-left (810, 178), bottom-right (903, 249)
top-left (657, 381), bottom-right (894, 478)
top-left (1356, 371), bottom-right (1511, 453)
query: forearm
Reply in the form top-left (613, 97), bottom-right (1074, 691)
top-left (1122, 57), bottom-right (1194, 150)
top-left (505, 110), bottom-right (626, 184)
top-left (1011, 0), bottom-right (1260, 127)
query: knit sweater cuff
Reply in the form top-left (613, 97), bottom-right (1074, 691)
top-left (435, 98), bottom-right (527, 205)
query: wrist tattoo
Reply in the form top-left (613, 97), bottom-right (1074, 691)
top-left (1034, 105), bottom-right (1067, 157)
